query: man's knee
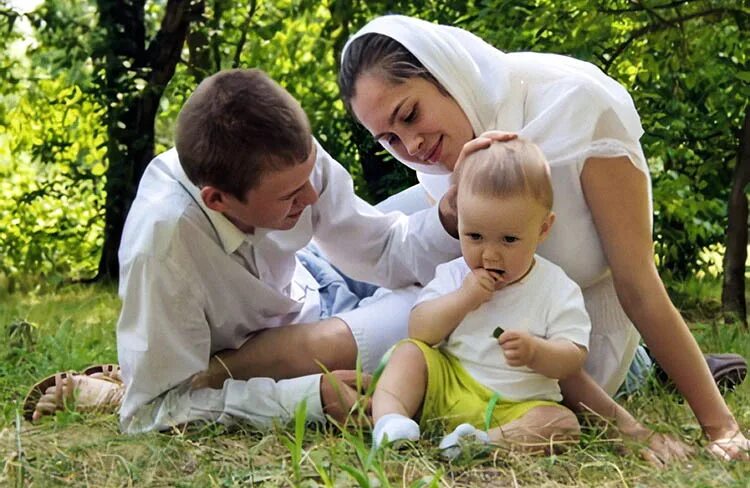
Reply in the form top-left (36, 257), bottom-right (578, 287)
top-left (303, 317), bottom-right (358, 371)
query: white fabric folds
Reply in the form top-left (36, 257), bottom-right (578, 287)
top-left (342, 14), bottom-right (649, 200)
top-left (342, 15), bottom-right (651, 392)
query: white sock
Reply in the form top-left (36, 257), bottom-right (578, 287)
top-left (439, 423), bottom-right (490, 460)
top-left (372, 413), bottom-right (420, 448)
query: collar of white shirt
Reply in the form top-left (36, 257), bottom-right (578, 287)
top-left (165, 148), bottom-right (271, 255)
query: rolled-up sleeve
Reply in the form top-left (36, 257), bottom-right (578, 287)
top-left (311, 142), bottom-right (460, 288)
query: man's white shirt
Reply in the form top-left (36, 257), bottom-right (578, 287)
top-left (116, 140), bottom-right (460, 433)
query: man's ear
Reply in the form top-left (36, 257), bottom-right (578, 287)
top-left (200, 185), bottom-right (230, 212)
top-left (538, 211), bottom-right (555, 242)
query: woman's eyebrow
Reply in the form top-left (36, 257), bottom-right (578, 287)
top-left (374, 97), bottom-right (407, 140)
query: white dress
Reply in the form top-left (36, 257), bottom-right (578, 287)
top-left (345, 16), bottom-right (651, 394)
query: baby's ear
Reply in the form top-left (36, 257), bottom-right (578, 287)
top-left (539, 211), bottom-right (555, 241)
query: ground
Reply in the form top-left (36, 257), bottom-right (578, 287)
top-left (1, 281), bottom-right (748, 486)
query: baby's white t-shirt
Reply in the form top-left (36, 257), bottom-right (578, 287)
top-left (415, 255), bottom-right (591, 402)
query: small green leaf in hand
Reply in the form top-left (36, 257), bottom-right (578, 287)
top-left (492, 326), bottom-right (505, 339)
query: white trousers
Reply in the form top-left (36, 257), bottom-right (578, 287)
top-left (336, 286), bottom-right (420, 373)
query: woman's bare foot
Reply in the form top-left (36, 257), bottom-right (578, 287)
top-left (487, 405), bottom-right (581, 454)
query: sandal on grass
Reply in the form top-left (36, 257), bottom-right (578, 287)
top-left (23, 371), bottom-right (74, 421)
top-left (705, 353), bottom-right (747, 392)
top-left (82, 363), bottom-right (122, 382)
top-left (23, 367), bottom-right (124, 422)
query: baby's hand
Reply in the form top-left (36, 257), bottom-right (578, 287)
top-left (460, 268), bottom-right (496, 308)
top-left (498, 330), bottom-right (538, 367)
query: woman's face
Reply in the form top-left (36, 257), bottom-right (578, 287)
top-left (350, 72), bottom-right (473, 172)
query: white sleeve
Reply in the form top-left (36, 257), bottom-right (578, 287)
top-left (117, 254), bottom-right (325, 433)
top-left (414, 259), bottom-right (465, 306)
top-left (544, 273), bottom-right (592, 349)
top-left (310, 141), bottom-right (461, 288)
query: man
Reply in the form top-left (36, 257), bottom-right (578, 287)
top-left (113, 68), bottom-right (460, 433)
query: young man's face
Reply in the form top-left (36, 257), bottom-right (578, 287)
top-left (206, 145), bottom-right (319, 233)
top-left (458, 190), bottom-right (554, 290)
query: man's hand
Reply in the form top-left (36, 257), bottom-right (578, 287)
top-left (454, 130), bottom-right (518, 173)
top-left (437, 184), bottom-right (459, 238)
top-left (459, 268), bottom-right (497, 310)
top-left (499, 330), bottom-right (539, 367)
top-left (320, 370), bottom-right (372, 425)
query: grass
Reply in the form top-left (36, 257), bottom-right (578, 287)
top-left (0, 280), bottom-right (749, 486)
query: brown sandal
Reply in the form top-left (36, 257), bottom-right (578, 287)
top-left (23, 371), bottom-right (73, 421)
top-left (23, 365), bottom-right (124, 422)
top-left (82, 364), bottom-right (121, 382)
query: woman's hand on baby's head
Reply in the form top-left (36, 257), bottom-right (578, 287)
top-left (454, 131), bottom-right (518, 172)
top-left (437, 184), bottom-right (459, 238)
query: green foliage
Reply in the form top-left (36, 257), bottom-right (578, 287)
top-left (463, 0), bottom-right (749, 278)
top-left (0, 75), bottom-right (106, 287)
top-left (1, 282), bottom-right (749, 486)
top-left (1, 0), bottom-right (749, 284)
top-left (280, 399), bottom-right (307, 484)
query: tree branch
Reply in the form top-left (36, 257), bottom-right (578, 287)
top-left (232, 0), bottom-right (257, 69)
top-left (603, 8), bottom-right (739, 73)
top-left (600, 0), bottom-right (692, 14)
top-left (145, 0), bottom-right (204, 88)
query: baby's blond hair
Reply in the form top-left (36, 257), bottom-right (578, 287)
top-left (453, 138), bottom-right (553, 210)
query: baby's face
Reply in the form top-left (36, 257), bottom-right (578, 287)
top-left (457, 190), bottom-right (553, 289)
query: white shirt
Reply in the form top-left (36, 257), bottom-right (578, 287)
top-left (416, 256), bottom-right (591, 402)
top-left (117, 140), bottom-right (461, 433)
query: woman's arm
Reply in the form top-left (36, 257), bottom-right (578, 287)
top-left (560, 369), bottom-right (694, 466)
top-left (581, 155), bottom-right (747, 455)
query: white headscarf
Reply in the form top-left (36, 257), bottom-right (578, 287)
top-left (342, 15), bottom-right (648, 200)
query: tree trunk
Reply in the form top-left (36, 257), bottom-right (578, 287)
top-left (96, 0), bottom-right (203, 280)
top-left (722, 104), bottom-right (750, 327)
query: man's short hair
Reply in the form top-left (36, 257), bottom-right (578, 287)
top-left (175, 69), bottom-right (312, 200)
top-left (454, 138), bottom-right (553, 210)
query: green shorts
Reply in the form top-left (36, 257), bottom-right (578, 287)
top-left (404, 339), bottom-right (564, 433)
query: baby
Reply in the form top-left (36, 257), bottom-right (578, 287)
top-left (372, 138), bottom-right (591, 457)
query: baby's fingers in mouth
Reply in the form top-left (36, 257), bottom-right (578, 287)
top-left (486, 268), bottom-right (505, 281)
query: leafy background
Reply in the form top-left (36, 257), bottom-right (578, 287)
top-left (1, 2), bottom-right (749, 485)
top-left (0, 0), bottom-right (748, 288)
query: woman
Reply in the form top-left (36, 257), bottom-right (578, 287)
top-left (338, 14), bottom-right (748, 460)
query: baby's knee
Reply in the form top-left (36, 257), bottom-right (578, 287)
top-left (383, 341), bottom-right (427, 376)
top-left (392, 341), bottom-right (427, 364)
